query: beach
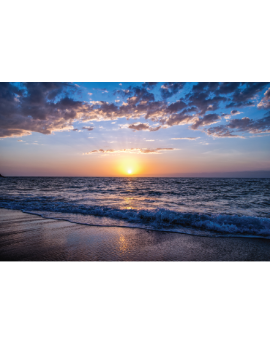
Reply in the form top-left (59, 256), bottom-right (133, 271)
top-left (1, 208), bottom-right (270, 261)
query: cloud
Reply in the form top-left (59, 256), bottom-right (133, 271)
top-left (0, 82), bottom-right (90, 138)
top-left (185, 83), bottom-right (270, 116)
top-left (1, 129), bottom-right (32, 138)
top-left (115, 100), bottom-right (120, 102)
top-left (191, 113), bottom-right (221, 130)
top-left (185, 90), bottom-right (226, 115)
top-left (217, 82), bottom-right (242, 94)
top-left (122, 122), bottom-right (162, 132)
top-left (82, 126), bottom-right (94, 131)
top-left (221, 110), bottom-right (243, 119)
top-left (205, 115), bottom-right (270, 137)
top-left (114, 89), bottom-right (130, 97)
top-left (224, 82), bottom-right (269, 108)
top-left (83, 147), bottom-right (177, 155)
top-left (190, 82), bottom-right (270, 109)
top-left (128, 86), bottom-right (155, 102)
top-left (258, 87), bottom-right (270, 109)
top-left (205, 126), bottom-right (245, 138)
top-left (160, 82), bottom-right (185, 99)
top-left (166, 100), bottom-right (188, 113)
top-left (231, 110), bottom-right (242, 115)
top-left (164, 111), bottom-right (196, 127)
top-left (192, 82), bottom-right (220, 93)
top-left (226, 116), bottom-right (270, 134)
top-left (0, 82), bottom-right (218, 138)
top-left (171, 137), bottom-right (200, 140)
top-left (2, 82), bottom-right (270, 139)
top-left (17, 139), bottom-right (25, 142)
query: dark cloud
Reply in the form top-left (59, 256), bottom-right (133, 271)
top-left (82, 126), bottom-right (94, 131)
top-left (205, 126), bottom-right (244, 138)
top-left (124, 122), bottom-right (162, 132)
top-left (167, 100), bottom-right (187, 113)
top-left (191, 114), bottom-right (221, 130)
top-left (188, 82), bottom-right (270, 113)
top-left (225, 82), bottom-right (270, 108)
top-left (258, 87), bottom-right (270, 109)
top-left (0, 82), bottom-right (91, 138)
top-left (128, 86), bottom-right (155, 102)
top-left (185, 91), bottom-right (226, 115)
top-left (139, 148), bottom-right (175, 154)
top-left (87, 98), bottom-right (167, 123)
top-left (227, 115), bottom-right (270, 134)
top-left (88, 83), bottom-right (270, 134)
top-left (114, 89), bottom-right (131, 97)
top-left (221, 110), bottom-right (242, 118)
top-left (192, 82), bottom-right (220, 93)
top-left (218, 82), bottom-right (242, 95)
top-left (159, 108), bottom-right (197, 127)
top-left (206, 115), bottom-right (270, 137)
top-left (160, 82), bottom-right (185, 99)
top-left (164, 111), bottom-right (194, 127)
top-left (91, 101), bottom-right (119, 117)
top-left (2, 82), bottom-right (270, 139)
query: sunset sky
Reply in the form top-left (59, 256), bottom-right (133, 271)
top-left (1, 82), bottom-right (270, 177)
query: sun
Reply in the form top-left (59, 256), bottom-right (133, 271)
top-left (127, 169), bottom-right (132, 174)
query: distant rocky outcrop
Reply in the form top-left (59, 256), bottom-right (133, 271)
top-left (0, 174), bottom-right (5, 178)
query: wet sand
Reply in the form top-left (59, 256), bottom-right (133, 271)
top-left (1, 208), bottom-right (270, 261)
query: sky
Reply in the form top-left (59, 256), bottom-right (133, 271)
top-left (0, 82), bottom-right (270, 177)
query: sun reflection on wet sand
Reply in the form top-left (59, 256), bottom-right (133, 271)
top-left (116, 229), bottom-right (129, 253)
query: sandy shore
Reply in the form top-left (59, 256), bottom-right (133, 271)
top-left (0, 208), bottom-right (270, 261)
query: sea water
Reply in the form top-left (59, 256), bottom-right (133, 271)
top-left (0, 177), bottom-right (269, 239)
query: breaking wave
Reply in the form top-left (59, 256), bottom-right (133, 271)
top-left (1, 196), bottom-right (270, 239)
top-left (1, 177), bottom-right (269, 239)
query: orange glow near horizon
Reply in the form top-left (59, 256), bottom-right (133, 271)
top-left (115, 156), bottom-right (142, 176)
top-left (4, 144), bottom-right (267, 177)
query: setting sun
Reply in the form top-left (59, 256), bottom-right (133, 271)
top-left (127, 169), bottom-right (132, 174)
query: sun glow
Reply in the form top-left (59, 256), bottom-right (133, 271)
top-left (115, 156), bottom-right (142, 176)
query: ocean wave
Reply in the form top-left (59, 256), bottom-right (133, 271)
top-left (1, 196), bottom-right (270, 238)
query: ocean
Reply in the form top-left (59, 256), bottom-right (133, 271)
top-left (0, 177), bottom-right (270, 239)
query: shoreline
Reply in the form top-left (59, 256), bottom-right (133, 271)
top-left (1, 206), bottom-right (270, 241)
top-left (1, 208), bottom-right (270, 261)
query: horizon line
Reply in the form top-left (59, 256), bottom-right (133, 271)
top-left (2, 170), bottom-right (270, 178)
